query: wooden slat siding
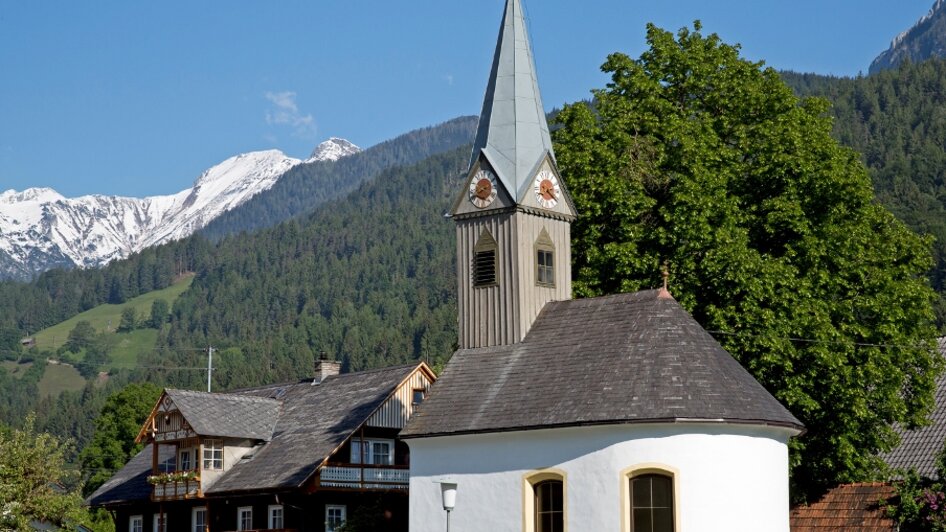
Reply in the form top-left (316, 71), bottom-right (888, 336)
top-left (457, 211), bottom-right (570, 349)
top-left (516, 214), bottom-right (571, 339)
top-left (367, 370), bottom-right (434, 428)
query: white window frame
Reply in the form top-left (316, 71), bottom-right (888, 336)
top-left (237, 506), bottom-right (253, 531)
top-left (325, 505), bottom-right (347, 532)
top-left (350, 438), bottom-right (394, 465)
top-left (192, 506), bottom-right (207, 532)
top-left (179, 447), bottom-right (193, 471)
top-left (202, 439), bottom-right (223, 470)
top-left (153, 513), bottom-right (167, 532)
top-left (268, 505), bottom-right (284, 529)
top-left (129, 515), bottom-right (143, 532)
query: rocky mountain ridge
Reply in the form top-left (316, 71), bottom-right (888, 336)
top-left (871, 0), bottom-right (946, 73)
top-left (0, 139), bottom-right (360, 281)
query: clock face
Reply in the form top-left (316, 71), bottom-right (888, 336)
top-left (533, 170), bottom-right (561, 209)
top-left (469, 169), bottom-right (498, 208)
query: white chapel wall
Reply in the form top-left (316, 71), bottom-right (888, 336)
top-left (408, 423), bottom-right (794, 532)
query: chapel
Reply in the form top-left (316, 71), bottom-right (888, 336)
top-left (400, 1), bottom-right (805, 531)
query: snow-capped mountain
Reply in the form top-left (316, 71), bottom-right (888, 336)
top-left (307, 138), bottom-right (361, 163)
top-left (0, 139), bottom-right (361, 281)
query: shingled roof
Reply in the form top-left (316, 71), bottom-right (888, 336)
top-left (883, 338), bottom-right (946, 477)
top-left (207, 364), bottom-right (418, 494)
top-left (402, 290), bottom-right (803, 438)
top-left (164, 389), bottom-right (281, 441)
top-left (88, 363), bottom-right (422, 505)
top-left (87, 444), bottom-right (173, 507)
top-left (790, 483), bottom-right (896, 531)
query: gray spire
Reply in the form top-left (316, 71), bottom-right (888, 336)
top-left (470, 0), bottom-right (555, 201)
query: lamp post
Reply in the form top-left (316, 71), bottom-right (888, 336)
top-left (439, 481), bottom-right (457, 532)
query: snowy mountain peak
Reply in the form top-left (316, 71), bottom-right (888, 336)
top-left (0, 187), bottom-right (65, 205)
top-left (307, 138), bottom-right (361, 163)
top-left (0, 149), bottom-right (305, 281)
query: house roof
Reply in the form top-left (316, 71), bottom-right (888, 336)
top-left (207, 364), bottom-right (419, 494)
top-left (402, 290), bottom-right (803, 438)
top-left (790, 482), bottom-right (896, 531)
top-left (882, 337), bottom-right (946, 477)
top-left (469, 0), bottom-right (555, 201)
top-left (88, 363), bottom-right (424, 505)
top-left (86, 444), bottom-right (174, 507)
top-left (164, 388), bottom-right (282, 441)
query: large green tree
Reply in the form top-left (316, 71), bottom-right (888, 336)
top-left (79, 382), bottom-right (162, 496)
top-left (0, 416), bottom-right (92, 530)
top-left (552, 22), bottom-right (942, 500)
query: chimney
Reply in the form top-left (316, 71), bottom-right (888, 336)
top-left (312, 353), bottom-right (341, 385)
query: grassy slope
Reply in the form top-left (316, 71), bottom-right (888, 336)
top-left (33, 274), bottom-right (194, 351)
top-left (37, 363), bottom-right (85, 397)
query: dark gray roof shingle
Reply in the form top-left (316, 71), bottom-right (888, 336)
top-left (207, 364), bottom-right (417, 494)
top-left (88, 364), bottom-right (419, 506)
top-left (86, 444), bottom-right (173, 507)
top-left (883, 338), bottom-right (946, 477)
top-left (402, 290), bottom-right (802, 438)
top-left (165, 389), bottom-right (281, 441)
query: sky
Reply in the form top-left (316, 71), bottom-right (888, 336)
top-left (0, 0), bottom-right (936, 198)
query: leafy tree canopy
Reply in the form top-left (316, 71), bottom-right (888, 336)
top-left (80, 382), bottom-right (162, 496)
top-left (0, 415), bottom-right (92, 530)
top-left (552, 22), bottom-right (942, 500)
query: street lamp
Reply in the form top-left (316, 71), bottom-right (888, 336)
top-left (439, 481), bottom-right (457, 532)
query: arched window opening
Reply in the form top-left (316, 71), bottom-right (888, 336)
top-left (535, 229), bottom-right (555, 287)
top-left (630, 474), bottom-right (674, 532)
top-left (534, 480), bottom-right (564, 532)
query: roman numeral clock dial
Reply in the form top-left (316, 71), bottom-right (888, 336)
top-left (533, 170), bottom-right (561, 209)
top-left (469, 169), bottom-right (498, 208)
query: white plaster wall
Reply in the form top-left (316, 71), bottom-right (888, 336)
top-left (408, 423), bottom-right (795, 532)
top-left (201, 438), bottom-right (255, 491)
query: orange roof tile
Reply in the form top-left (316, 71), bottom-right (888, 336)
top-left (791, 483), bottom-right (897, 531)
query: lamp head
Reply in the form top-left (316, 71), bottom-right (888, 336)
top-left (439, 481), bottom-right (458, 511)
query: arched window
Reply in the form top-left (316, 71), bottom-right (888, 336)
top-left (523, 470), bottom-right (567, 532)
top-left (534, 480), bottom-right (564, 532)
top-left (629, 473), bottom-right (674, 532)
top-left (534, 229), bottom-right (555, 287)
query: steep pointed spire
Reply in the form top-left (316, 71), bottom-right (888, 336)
top-left (470, 0), bottom-right (555, 201)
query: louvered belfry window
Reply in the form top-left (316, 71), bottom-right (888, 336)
top-left (473, 229), bottom-right (498, 287)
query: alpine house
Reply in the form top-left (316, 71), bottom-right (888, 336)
top-left (400, 1), bottom-right (805, 531)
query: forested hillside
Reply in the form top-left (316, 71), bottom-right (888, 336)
top-left (201, 116), bottom-right (477, 239)
top-left (0, 146), bottom-right (468, 456)
top-left (783, 59), bottom-right (946, 321)
top-left (143, 146), bottom-right (467, 391)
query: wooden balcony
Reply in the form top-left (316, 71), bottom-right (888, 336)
top-left (150, 471), bottom-right (201, 501)
top-left (318, 464), bottom-right (409, 490)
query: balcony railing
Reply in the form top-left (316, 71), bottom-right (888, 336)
top-left (150, 472), bottom-right (201, 501)
top-left (319, 464), bottom-right (409, 490)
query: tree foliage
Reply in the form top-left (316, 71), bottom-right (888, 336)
top-left (552, 22), bottom-right (942, 500)
top-left (117, 307), bottom-right (138, 333)
top-left (0, 416), bottom-right (91, 530)
top-left (64, 320), bottom-right (96, 354)
top-left (79, 382), bottom-right (161, 496)
top-left (783, 60), bottom-right (946, 325)
top-left (149, 299), bottom-right (169, 329)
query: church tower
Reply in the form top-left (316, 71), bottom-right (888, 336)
top-left (450, 0), bottom-right (576, 349)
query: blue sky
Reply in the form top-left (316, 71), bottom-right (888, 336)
top-left (0, 0), bottom-right (934, 197)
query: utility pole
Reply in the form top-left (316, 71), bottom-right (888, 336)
top-left (207, 346), bottom-right (214, 392)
